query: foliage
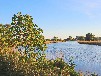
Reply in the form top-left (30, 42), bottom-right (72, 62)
top-left (51, 36), bottom-right (58, 41)
top-left (45, 39), bottom-right (51, 41)
top-left (66, 36), bottom-right (75, 41)
top-left (0, 12), bottom-right (47, 56)
top-left (0, 49), bottom-right (79, 76)
top-left (76, 36), bottom-right (85, 41)
top-left (85, 33), bottom-right (95, 41)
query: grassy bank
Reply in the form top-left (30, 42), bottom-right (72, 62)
top-left (78, 41), bottom-right (101, 46)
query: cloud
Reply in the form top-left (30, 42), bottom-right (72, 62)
top-left (55, 0), bottom-right (101, 18)
top-left (74, 0), bottom-right (101, 18)
top-left (49, 0), bottom-right (101, 18)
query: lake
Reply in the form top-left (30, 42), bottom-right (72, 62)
top-left (45, 41), bottom-right (101, 75)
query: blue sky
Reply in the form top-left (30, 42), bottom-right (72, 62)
top-left (0, 0), bottom-right (101, 39)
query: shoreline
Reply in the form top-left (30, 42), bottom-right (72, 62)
top-left (77, 41), bottom-right (101, 46)
top-left (44, 41), bottom-right (65, 44)
top-left (45, 40), bottom-right (101, 46)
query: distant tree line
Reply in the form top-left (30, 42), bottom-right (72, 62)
top-left (46, 36), bottom-right (63, 42)
top-left (46, 33), bottom-right (101, 42)
top-left (76, 33), bottom-right (101, 41)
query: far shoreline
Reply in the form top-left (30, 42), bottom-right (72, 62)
top-left (45, 40), bottom-right (101, 46)
top-left (77, 40), bottom-right (101, 46)
top-left (45, 40), bottom-right (66, 44)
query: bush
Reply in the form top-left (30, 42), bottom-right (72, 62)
top-left (0, 49), bottom-right (79, 76)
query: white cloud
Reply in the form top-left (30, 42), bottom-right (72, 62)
top-left (74, 0), bottom-right (101, 17)
top-left (55, 0), bottom-right (101, 18)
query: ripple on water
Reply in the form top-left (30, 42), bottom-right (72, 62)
top-left (45, 41), bottom-right (101, 75)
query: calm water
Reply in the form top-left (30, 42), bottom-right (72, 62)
top-left (45, 41), bottom-right (101, 75)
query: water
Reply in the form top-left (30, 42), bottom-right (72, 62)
top-left (45, 41), bottom-right (101, 75)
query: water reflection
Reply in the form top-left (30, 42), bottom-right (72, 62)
top-left (45, 41), bottom-right (101, 75)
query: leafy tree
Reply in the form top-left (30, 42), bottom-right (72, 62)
top-left (85, 33), bottom-right (95, 41)
top-left (77, 36), bottom-right (85, 41)
top-left (69, 36), bottom-right (72, 40)
top-left (9, 12), bottom-right (46, 54)
top-left (52, 36), bottom-right (58, 41)
top-left (67, 36), bottom-right (73, 41)
top-left (0, 12), bottom-right (47, 75)
top-left (0, 24), bottom-right (11, 48)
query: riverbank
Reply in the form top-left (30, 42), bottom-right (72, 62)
top-left (77, 41), bottom-right (101, 46)
top-left (45, 41), bottom-right (65, 44)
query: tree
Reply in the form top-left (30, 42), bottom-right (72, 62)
top-left (69, 36), bottom-right (72, 40)
top-left (67, 36), bottom-right (73, 41)
top-left (85, 33), bottom-right (95, 41)
top-left (53, 36), bottom-right (58, 41)
top-left (76, 36), bottom-right (85, 41)
top-left (0, 24), bottom-right (11, 48)
top-left (45, 39), bottom-right (51, 41)
top-left (1, 12), bottom-right (47, 56)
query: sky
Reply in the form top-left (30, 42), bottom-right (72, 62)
top-left (0, 0), bottom-right (101, 39)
